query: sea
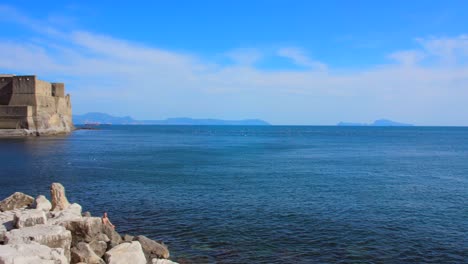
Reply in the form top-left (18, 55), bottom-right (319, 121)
top-left (0, 126), bottom-right (466, 263)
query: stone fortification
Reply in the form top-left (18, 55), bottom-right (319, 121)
top-left (0, 74), bottom-right (73, 136)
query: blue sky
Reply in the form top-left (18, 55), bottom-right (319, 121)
top-left (1, 1), bottom-right (467, 125)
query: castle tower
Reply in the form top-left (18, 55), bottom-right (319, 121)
top-left (0, 75), bottom-right (72, 135)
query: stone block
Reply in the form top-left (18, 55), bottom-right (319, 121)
top-left (14, 209), bottom-right (47, 228)
top-left (0, 243), bottom-right (68, 264)
top-left (104, 241), bottom-right (147, 264)
top-left (5, 224), bottom-right (73, 262)
top-left (0, 192), bottom-right (34, 212)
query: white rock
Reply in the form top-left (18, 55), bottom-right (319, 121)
top-left (104, 241), bottom-right (147, 264)
top-left (33, 195), bottom-right (52, 211)
top-left (5, 224), bottom-right (72, 262)
top-left (14, 209), bottom-right (47, 228)
top-left (152, 258), bottom-right (179, 264)
top-left (48, 203), bottom-right (83, 225)
top-left (0, 209), bottom-right (23, 243)
top-left (0, 243), bottom-right (68, 264)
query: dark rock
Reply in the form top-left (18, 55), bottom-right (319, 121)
top-left (71, 242), bottom-right (105, 264)
top-left (0, 192), bottom-right (34, 212)
top-left (89, 239), bottom-right (108, 257)
top-left (135, 235), bottom-right (170, 261)
top-left (61, 217), bottom-right (103, 246)
top-left (102, 224), bottom-right (122, 248)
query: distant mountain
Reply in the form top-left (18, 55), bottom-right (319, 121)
top-left (73, 112), bottom-right (270, 126)
top-left (337, 119), bottom-right (413, 127)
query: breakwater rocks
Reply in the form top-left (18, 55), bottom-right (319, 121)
top-left (0, 183), bottom-right (178, 264)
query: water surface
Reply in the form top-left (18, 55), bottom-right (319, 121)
top-left (0, 126), bottom-right (466, 263)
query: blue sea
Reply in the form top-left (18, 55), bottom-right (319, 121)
top-left (0, 126), bottom-right (467, 263)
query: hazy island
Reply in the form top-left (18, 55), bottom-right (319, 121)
top-left (73, 112), bottom-right (270, 126)
top-left (337, 119), bottom-right (413, 127)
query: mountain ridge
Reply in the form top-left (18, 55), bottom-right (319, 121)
top-left (73, 112), bottom-right (271, 126)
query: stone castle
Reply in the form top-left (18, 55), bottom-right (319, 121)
top-left (0, 74), bottom-right (72, 136)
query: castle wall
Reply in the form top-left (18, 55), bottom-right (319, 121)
top-left (0, 106), bottom-right (34, 129)
top-left (36, 79), bottom-right (53, 96)
top-left (0, 77), bottom-right (13, 105)
top-left (11, 76), bottom-right (36, 94)
top-left (0, 74), bottom-right (73, 135)
top-left (8, 76), bottom-right (37, 107)
top-left (51, 83), bottom-right (65, 97)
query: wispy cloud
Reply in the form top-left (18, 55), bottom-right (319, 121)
top-left (0, 5), bottom-right (467, 125)
top-left (277, 47), bottom-right (327, 70)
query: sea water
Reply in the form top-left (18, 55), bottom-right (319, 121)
top-left (0, 126), bottom-right (466, 263)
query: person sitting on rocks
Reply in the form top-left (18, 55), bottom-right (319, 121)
top-left (102, 212), bottom-right (115, 229)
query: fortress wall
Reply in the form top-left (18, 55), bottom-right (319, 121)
top-left (0, 106), bottom-right (32, 117)
top-left (0, 77), bottom-right (13, 105)
top-left (51, 83), bottom-right (65, 97)
top-left (36, 95), bottom-right (56, 108)
top-left (8, 76), bottom-right (37, 106)
top-left (8, 94), bottom-right (37, 106)
top-left (55, 96), bottom-right (72, 115)
top-left (0, 74), bottom-right (72, 134)
top-left (36, 79), bottom-right (53, 96)
top-left (0, 77), bottom-right (12, 91)
top-left (0, 106), bottom-right (33, 129)
top-left (11, 76), bottom-right (36, 94)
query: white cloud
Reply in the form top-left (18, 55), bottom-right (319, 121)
top-left (0, 5), bottom-right (468, 125)
top-left (225, 48), bottom-right (263, 66)
top-left (277, 47), bottom-right (327, 70)
top-left (388, 50), bottom-right (426, 66)
top-left (417, 35), bottom-right (468, 63)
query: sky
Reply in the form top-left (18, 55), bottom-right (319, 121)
top-left (0, 1), bottom-right (467, 125)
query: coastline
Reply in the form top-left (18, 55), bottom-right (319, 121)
top-left (0, 183), bottom-right (178, 264)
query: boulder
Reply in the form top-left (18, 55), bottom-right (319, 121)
top-left (60, 217), bottom-right (103, 246)
top-left (50, 183), bottom-right (70, 211)
top-left (33, 195), bottom-right (52, 211)
top-left (0, 192), bottom-right (34, 212)
top-left (48, 203), bottom-right (83, 225)
top-left (82, 211), bottom-right (91, 217)
top-left (14, 209), bottom-right (47, 228)
top-left (152, 259), bottom-right (179, 264)
top-left (135, 235), bottom-right (170, 260)
top-left (5, 224), bottom-right (72, 261)
top-left (104, 241), bottom-right (147, 264)
top-left (0, 210), bottom-right (18, 243)
top-left (89, 239), bottom-right (108, 257)
top-left (102, 223), bottom-right (122, 248)
top-left (0, 243), bottom-right (68, 264)
top-left (70, 242), bottom-right (105, 264)
top-left (122, 234), bottom-right (134, 242)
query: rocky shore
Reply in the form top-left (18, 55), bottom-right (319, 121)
top-left (0, 183), bottom-right (178, 264)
